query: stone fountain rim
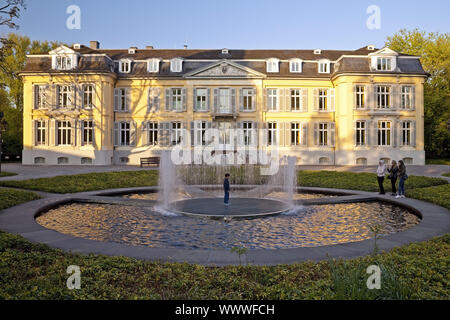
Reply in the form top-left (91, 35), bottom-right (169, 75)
top-left (0, 185), bottom-right (448, 266)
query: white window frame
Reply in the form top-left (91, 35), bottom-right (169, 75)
top-left (195, 88), bottom-right (208, 111)
top-left (377, 121), bottom-right (392, 146)
top-left (119, 59), bottom-right (131, 73)
top-left (318, 60), bottom-right (330, 74)
top-left (57, 120), bottom-right (72, 146)
top-left (266, 58), bottom-right (279, 73)
top-left (55, 55), bottom-right (72, 70)
top-left (119, 122), bottom-right (131, 146)
top-left (355, 85), bottom-right (366, 109)
top-left (35, 120), bottom-right (46, 145)
top-left (318, 122), bottom-right (328, 146)
top-left (376, 57), bottom-right (392, 71)
top-left (171, 88), bottom-right (183, 111)
top-left (58, 85), bottom-right (73, 108)
top-left (147, 122), bottom-right (158, 145)
top-left (242, 88), bottom-right (254, 111)
top-left (218, 88), bottom-right (231, 113)
top-left (318, 89), bottom-right (328, 111)
top-left (290, 89), bottom-right (302, 111)
top-left (289, 59), bottom-right (302, 73)
top-left (171, 121), bottom-right (182, 145)
top-left (170, 58), bottom-right (183, 72)
top-left (355, 121), bottom-right (366, 146)
top-left (376, 85), bottom-right (391, 109)
top-left (82, 120), bottom-right (94, 145)
top-left (401, 121), bottom-right (411, 146)
top-left (193, 121), bottom-right (207, 146)
top-left (267, 88), bottom-right (278, 111)
top-left (268, 122), bottom-right (277, 146)
top-left (401, 86), bottom-right (413, 109)
top-left (147, 58), bottom-right (160, 73)
top-left (291, 122), bottom-right (302, 145)
top-left (242, 121), bottom-right (253, 146)
top-left (82, 84), bottom-right (94, 109)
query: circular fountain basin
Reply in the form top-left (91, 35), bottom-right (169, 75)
top-left (168, 197), bottom-right (293, 218)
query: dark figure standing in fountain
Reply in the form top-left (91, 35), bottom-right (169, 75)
top-left (224, 173), bottom-right (230, 206)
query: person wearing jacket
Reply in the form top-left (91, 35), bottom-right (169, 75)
top-left (387, 160), bottom-right (399, 196)
top-left (223, 173), bottom-right (230, 205)
top-left (396, 160), bottom-right (407, 198)
top-left (376, 160), bottom-right (387, 194)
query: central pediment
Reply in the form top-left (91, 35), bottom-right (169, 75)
top-left (184, 60), bottom-right (265, 78)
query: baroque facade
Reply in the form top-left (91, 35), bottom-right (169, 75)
top-left (20, 42), bottom-right (427, 165)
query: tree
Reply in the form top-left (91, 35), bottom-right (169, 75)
top-left (385, 29), bottom-right (450, 158)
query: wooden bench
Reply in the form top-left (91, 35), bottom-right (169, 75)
top-left (140, 156), bottom-right (160, 167)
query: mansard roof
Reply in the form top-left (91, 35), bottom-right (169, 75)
top-left (21, 45), bottom-right (427, 78)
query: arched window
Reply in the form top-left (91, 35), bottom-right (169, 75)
top-left (356, 157), bottom-right (367, 165)
top-left (319, 157), bottom-right (331, 165)
top-left (57, 157), bottom-right (69, 164)
top-left (34, 157), bottom-right (45, 164)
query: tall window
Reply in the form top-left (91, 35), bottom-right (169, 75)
top-left (319, 89), bottom-right (328, 111)
top-left (58, 85), bottom-right (73, 108)
top-left (195, 88), bottom-right (208, 111)
top-left (268, 122), bottom-right (277, 145)
top-left (34, 85), bottom-right (47, 109)
top-left (376, 86), bottom-right (391, 108)
top-left (376, 57), bottom-right (392, 71)
top-left (171, 88), bottom-right (183, 111)
top-left (83, 84), bottom-right (94, 109)
top-left (242, 88), bottom-right (254, 111)
top-left (57, 121), bottom-right (72, 145)
top-left (56, 56), bottom-right (72, 70)
top-left (401, 86), bottom-right (413, 109)
top-left (319, 123), bottom-right (328, 146)
top-left (377, 121), bottom-right (391, 146)
top-left (82, 120), bottom-right (93, 145)
top-left (291, 122), bottom-right (301, 145)
top-left (242, 121), bottom-right (253, 146)
top-left (355, 121), bottom-right (366, 146)
top-left (115, 88), bottom-right (129, 112)
top-left (171, 122), bottom-right (182, 145)
top-left (218, 88), bottom-right (231, 113)
top-left (120, 122), bottom-right (130, 146)
top-left (355, 86), bottom-right (365, 109)
top-left (35, 120), bottom-right (46, 145)
top-left (120, 60), bottom-right (130, 73)
top-left (193, 121), bottom-right (207, 146)
top-left (290, 89), bottom-right (302, 111)
top-left (148, 122), bottom-right (158, 145)
top-left (402, 121), bottom-right (411, 146)
top-left (267, 89), bottom-right (278, 111)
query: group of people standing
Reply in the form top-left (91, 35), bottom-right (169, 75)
top-left (376, 159), bottom-right (408, 198)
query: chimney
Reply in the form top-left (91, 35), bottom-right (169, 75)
top-left (89, 41), bottom-right (100, 50)
top-left (145, 45), bottom-right (154, 50)
top-left (128, 46), bottom-right (137, 54)
top-left (184, 45), bottom-right (188, 49)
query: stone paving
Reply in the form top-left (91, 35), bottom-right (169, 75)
top-left (0, 185), bottom-right (448, 266)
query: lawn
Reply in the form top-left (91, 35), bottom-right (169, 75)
top-left (443, 172), bottom-right (450, 177)
top-left (0, 170), bottom-right (448, 299)
top-left (0, 171), bottom-right (17, 178)
top-left (426, 158), bottom-right (450, 165)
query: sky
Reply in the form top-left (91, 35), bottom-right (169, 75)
top-left (7, 0), bottom-right (450, 50)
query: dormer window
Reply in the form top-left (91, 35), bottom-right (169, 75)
top-left (147, 58), bottom-right (160, 73)
top-left (128, 47), bottom-right (137, 54)
top-left (318, 60), bottom-right (330, 73)
top-left (119, 59), bottom-right (131, 73)
top-left (222, 48), bottom-right (229, 54)
top-left (266, 58), bottom-right (279, 73)
top-left (50, 46), bottom-right (79, 70)
top-left (314, 49), bottom-right (322, 55)
top-left (170, 58), bottom-right (183, 72)
top-left (367, 45), bottom-right (375, 50)
top-left (376, 57), bottom-right (393, 71)
top-left (289, 59), bottom-right (303, 73)
top-left (56, 56), bottom-right (72, 70)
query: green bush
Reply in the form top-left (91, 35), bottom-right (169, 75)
top-left (0, 170), bottom-right (158, 193)
top-left (0, 188), bottom-right (40, 210)
top-left (0, 171), bottom-right (16, 178)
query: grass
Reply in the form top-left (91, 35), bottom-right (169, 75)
top-left (297, 170), bottom-right (447, 193)
top-left (407, 184), bottom-right (450, 209)
top-left (443, 173), bottom-right (450, 177)
top-left (0, 170), bottom-right (158, 193)
top-left (426, 158), bottom-right (450, 165)
top-left (0, 188), bottom-right (40, 211)
top-left (0, 171), bottom-right (17, 178)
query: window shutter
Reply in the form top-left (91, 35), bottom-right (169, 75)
top-left (251, 88), bottom-right (256, 111)
top-left (353, 85), bottom-right (357, 110)
top-left (366, 85), bottom-right (372, 110)
top-left (231, 88), bottom-right (236, 113)
top-left (391, 85), bottom-right (398, 110)
top-left (182, 88), bottom-right (187, 111)
top-left (141, 122), bottom-right (148, 146)
top-left (370, 120), bottom-right (377, 146)
top-left (54, 85), bottom-right (60, 109)
top-left (329, 88), bottom-right (335, 111)
top-left (192, 88), bottom-right (197, 111)
top-left (353, 120), bottom-right (357, 146)
top-left (114, 122), bottom-right (120, 146)
top-left (285, 88), bottom-right (291, 111)
top-left (165, 88), bottom-right (171, 111)
top-left (190, 121), bottom-right (195, 146)
top-left (285, 122), bottom-right (290, 146)
top-left (278, 122), bottom-right (284, 146)
top-left (313, 88), bottom-right (319, 111)
top-left (147, 88), bottom-right (152, 112)
top-left (329, 122), bottom-right (335, 146)
top-left (70, 119), bottom-right (76, 146)
top-left (33, 85), bottom-right (38, 109)
top-left (314, 123), bottom-right (318, 145)
top-left (114, 89), bottom-right (119, 111)
top-left (260, 122), bottom-right (268, 146)
top-left (91, 120), bottom-right (96, 147)
top-left (213, 88), bottom-right (218, 113)
top-left (301, 88), bottom-right (308, 112)
top-left (236, 121), bottom-right (243, 146)
top-left (158, 122), bottom-right (165, 146)
top-left (239, 88), bottom-right (243, 112)
top-left (76, 84), bottom-right (83, 109)
top-left (206, 88), bottom-right (211, 111)
top-left (126, 88), bottom-right (131, 112)
top-left (392, 119), bottom-right (397, 148)
top-left (301, 122), bottom-right (307, 146)
top-left (49, 119), bottom-right (56, 146)
top-left (79, 120), bottom-right (84, 146)
top-left (69, 84), bottom-right (76, 108)
top-left (412, 121), bottom-right (416, 147)
top-left (411, 86), bottom-right (415, 110)
top-left (374, 85), bottom-right (379, 109)
top-left (130, 121), bottom-right (136, 146)
top-left (263, 88), bottom-right (268, 111)
top-left (32, 120), bottom-right (36, 146)
top-left (279, 88), bottom-right (285, 111)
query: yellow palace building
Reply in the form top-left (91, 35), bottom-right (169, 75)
top-left (20, 41), bottom-right (427, 166)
